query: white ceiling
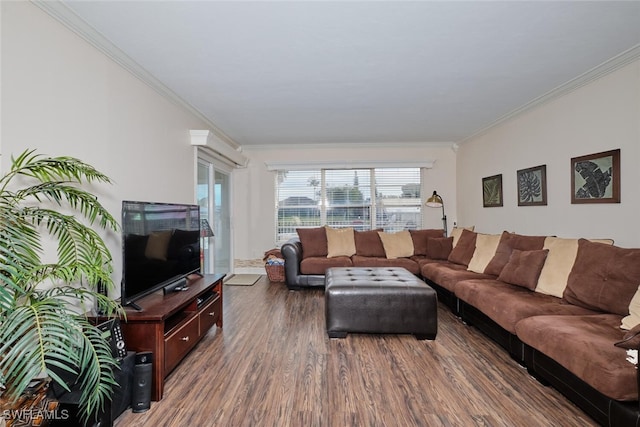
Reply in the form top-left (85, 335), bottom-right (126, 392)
top-left (58, 1), bottom-right (640, 147)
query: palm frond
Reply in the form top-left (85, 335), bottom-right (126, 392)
top-left (0, 149), bottom-right (122, 421)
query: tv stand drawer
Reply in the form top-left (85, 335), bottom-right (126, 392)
top-left (164, 314), bottom-right (199, 376)
top-left (199, 296), bottom-right (221, 334)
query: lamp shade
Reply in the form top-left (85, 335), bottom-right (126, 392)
top-left (425, 191), bottom-right (443, 208)
top-left (200, 219), bottom-right (214, 237)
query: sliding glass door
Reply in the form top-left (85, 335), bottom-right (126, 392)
top-left (197, 158), bottom-right (231, 274)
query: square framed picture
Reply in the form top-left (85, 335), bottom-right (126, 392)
top-left (482, 174), bottom-right (503, 207)
top-left (517, 165), bottom-right (547, 206)
top-left (571, 149), bottom-right (620, 204)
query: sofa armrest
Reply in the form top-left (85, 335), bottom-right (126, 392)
top-left (281, 238), bottom-right (305, 288)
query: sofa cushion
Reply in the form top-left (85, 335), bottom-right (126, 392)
top-left (456, 279), bottom-right (597, 334)
top-left (467, 233), bottom-right (502, 274)
top-left (497, 249), bottom-right (549, 291)
top-left (300, 256), bottom-right (352, 275)
top-left (421, 262), bottom-right (494, 293)
top-left (351, 255), bottom-right (420, 275)
top-left (326, 227), bottom-right (356, 258)
top-left (426, 237), bottom-right (453, 260)
top-left (515, 314), bottom-right (636, 401)
top-left (450, 226), bottom-right (474, 248)
top-left (354, 229), bottom-right (385, 257)
top-left (297, 227), bottom-right (328, 258)
top-left (447, 229), bottom-right (477, 266)
top-left (410, 229), bottom-right (445, 256)
top-left (564, 239), bottom-right (640, 316)
top-left (536, 237), bottom-right (614, 298)
top-left (484, 232), bottom-right (547, 276)
top-left (378, 230), bottom-right (414, 259)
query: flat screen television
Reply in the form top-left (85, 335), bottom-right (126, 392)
top-left (121, 200), bottom-right (201, 308)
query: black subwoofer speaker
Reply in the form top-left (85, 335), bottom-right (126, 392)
top-left (50, 351), bottom-right (135, 427)
top-left (131, 351), bottom-right (153, 413)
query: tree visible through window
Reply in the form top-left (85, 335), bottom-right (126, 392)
top-left (275, 168), bottom-right (423, 243)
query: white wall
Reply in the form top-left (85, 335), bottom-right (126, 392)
top-left (457, 59), bottom-right (640, 248)
top-left (1, 2), bottom-right (210, 294)
top-left (233, 143), bottom-right (457, 263)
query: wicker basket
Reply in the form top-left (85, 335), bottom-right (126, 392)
top-left (265, 264), bottom-right (285, 282)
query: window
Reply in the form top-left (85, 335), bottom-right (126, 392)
top-left (276, 167), bottom-right (423, 243)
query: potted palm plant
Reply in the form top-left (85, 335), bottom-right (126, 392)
top-left (0, 149), bottom-right (123, 423)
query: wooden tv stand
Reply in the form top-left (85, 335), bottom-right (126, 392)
top-left (118, 273), bottom-right (225, 401)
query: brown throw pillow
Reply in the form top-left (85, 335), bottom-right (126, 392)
top-left (447, 229), bottom-right (477, 266)
top-left (497, 249), bottom-right (549, 290)
top-left (354, 229), bottom-right (385, 257)
top-left (296, 227), bottom-right (328, 258)
top-left (426, 237), bottom-right (453, 260)
top-left (484, 232), bottom-right (547, 276)
top-left (564, 239), bottom-right (640, 316)
top-left (409, 229), bottom-right (445, 256)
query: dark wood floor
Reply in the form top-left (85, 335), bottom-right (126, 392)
top-left (114, 276), bottom-right (596, 426)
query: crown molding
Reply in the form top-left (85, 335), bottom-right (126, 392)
top-left (246, 141), bottom-right (456, 151)
top-left (459, 44), bottom-right (640, 145)
top-left (32, 0), bottom-right (240, 150)
top-left (265, 159), bottom-right (435, 171)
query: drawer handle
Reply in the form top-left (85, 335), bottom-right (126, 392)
top-left (208, 312), bottom-right (216, 317)
top-left (181, 336), bottom-right (190, 342)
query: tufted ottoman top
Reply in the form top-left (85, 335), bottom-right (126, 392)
top-left (325, 267), bottom-right (428, 290)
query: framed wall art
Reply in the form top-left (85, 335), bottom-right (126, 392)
top-left (571, 149), bottom-right (620, 204)
top-left (517, 165), bottom-right (547, 206)
top-left (482, 174), bottom-right (503, 207)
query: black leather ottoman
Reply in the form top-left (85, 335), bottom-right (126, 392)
top-left (325, 267), bottom-right (438, 340)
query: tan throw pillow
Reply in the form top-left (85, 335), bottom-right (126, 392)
top-left (325, 227), bottom-right (356, 258)
top-left (145, 230), bottom-right (173, 261)
top-left (467, 233), bottom-right (502, 274)
top-left (536, 237), bottom-right (614, 298)
top-left (497, 249), bottom-right (549, 291)
top-left (621, 285), bottom-right (640, 330)
top-left (378, 230), bottom-right (414, 259)
top-left (564, 239), bottom-right (640, 316)
top-left (450, 226), bottom-right (475, 248)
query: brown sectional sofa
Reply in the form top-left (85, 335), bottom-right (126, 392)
top-left (281, 226), bottom-right (640, 426)
top-left (282, 227), bottom-right (446, 288)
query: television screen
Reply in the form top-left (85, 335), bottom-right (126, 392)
top-left (121, 201), bottom-right (201, 307)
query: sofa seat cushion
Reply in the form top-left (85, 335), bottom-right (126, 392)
top-left (351, 255), bottom-right (420, 275)
top-left (300, 256), bottom-right (352, 275)
top-left (515, 314), bottom-right (636, 401)
top-left (455, 279), bottom-right (597, 334)
top-left (414, 256), bottom-right (451, 269)
top-left (421, 263), bottom-right (494, 293)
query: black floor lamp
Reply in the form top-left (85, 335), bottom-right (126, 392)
top-left (425, 191), bottom-right (448, 237)
top-left (200, 219), bottom-right (214, 273)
